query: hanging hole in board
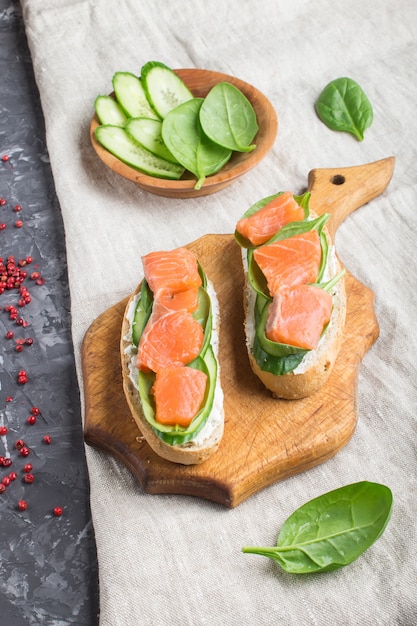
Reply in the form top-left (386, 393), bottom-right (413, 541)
top-left (331, 174), bottom-right (345, 185)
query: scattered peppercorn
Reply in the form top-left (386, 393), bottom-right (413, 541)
top-left (17, 370), bottom-right (28, 384)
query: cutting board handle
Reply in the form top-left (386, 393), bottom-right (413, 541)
top-left (307, 156), bottom-right (395, 238)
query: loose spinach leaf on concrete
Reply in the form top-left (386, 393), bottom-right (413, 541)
top-left (242, 481), bottom-right (392, 574)
top-left (315, 77), bottom-right (373, 141)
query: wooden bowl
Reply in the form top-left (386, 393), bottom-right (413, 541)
top-left (90, 68), bottom-right (278, 199)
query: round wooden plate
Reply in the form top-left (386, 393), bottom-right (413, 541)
top-left (90, 68), bottom-right (278, 198)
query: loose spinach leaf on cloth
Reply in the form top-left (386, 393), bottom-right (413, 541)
top-left (199, 82), bottom-right (259, 152)
top-left (242, 481), bottom-right (392, 574)
top-left (315, 77), bottom-right (373, 141)
top-left (162, 97), bottom-right (232, 189)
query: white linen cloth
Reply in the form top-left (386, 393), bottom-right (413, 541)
top-left (20, 0), bottom-right (417, 624)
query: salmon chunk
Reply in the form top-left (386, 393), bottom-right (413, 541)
top-left (266, 284), bottom-right (333, 350)
top-left (236, 191), bottom-right (305, 245)
top-left (142, 247), bottom-right (202, 295)
top-left (152, 366), bottom-right (208, 427)
top-left (137, 309), bottom-right (204, 372)
top-left (253, 230), bottom-right (321, 295)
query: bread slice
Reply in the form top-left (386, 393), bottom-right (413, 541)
top-left (120, 279), bottom-right (224, 465)
top-left (242, 221), bottom-right (346, 400)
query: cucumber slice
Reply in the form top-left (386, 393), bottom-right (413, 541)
top-left (125, 117), bottom-right (180, 164)
top-left (193, 286), bottom-right (212, 357)
top-left (112, 71), bottom-right (159, 120)
top-left (141, 61), bottom-right (194, 118)
top-left (95, 125), bottom-right (185, 179)
top-left (95, 95), bottom-right (127, 127)
top-left (132, 281), bottom-right (153, 347)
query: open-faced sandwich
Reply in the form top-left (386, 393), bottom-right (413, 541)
top-left (120, 247), bottom-right (224, 464)
top-left (235, 190), bottom-right (346, 399)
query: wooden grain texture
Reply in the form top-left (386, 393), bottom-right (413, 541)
top-left (308, 157), bottom-right (396, 238)
top-left (90, 68), bottom-right (278, 198)
top-left (82, 157), bottom-right (395, 508)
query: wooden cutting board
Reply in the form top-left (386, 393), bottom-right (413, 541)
top-left (82, 157), bottom-right (395, 508)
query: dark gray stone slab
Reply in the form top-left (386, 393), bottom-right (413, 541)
top-left (0, 2), bottom-right (99, 624)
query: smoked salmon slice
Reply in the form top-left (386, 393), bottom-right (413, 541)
top-left (142, 247), bottom-right (202, 296)
top-left (152, 366), bottom-right (208, 427)
top-left (236, 191), bottom-right (305, 246)
top-left (253, 230), bottom-right (321, 296)
top-left (156, 286), bottom-right (199, 313)
top-left (266, 284), bottom-right (332, 350)
top-left (138, 247), bottom-right (204, 371)
top-left (137, 308), bottom-right (204, 373)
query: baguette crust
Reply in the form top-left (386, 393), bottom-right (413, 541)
top-left (120, 282), bottom-right (224, 465)
top-left (243, 218), bottom-right (347, 399)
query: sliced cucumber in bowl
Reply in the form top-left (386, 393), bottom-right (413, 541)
top-left (125, 117), bottom-right (180, 164)
top-left (141, 61), bottom-right (194, 118)
top-left (95, 125), bottom-right (185, 179)
top-left (94, 95), bottom-right (127, 127)
top-left (112, 72), bottom-right (159, 120)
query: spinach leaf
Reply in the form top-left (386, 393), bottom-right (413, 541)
top-left (243, 482), bottom-right (392, 574)
top-left (199, 82), bottom-right (259, 152)
top-left (252, 335), bottom-right (307, 375)
top-left (315, 77), bottom-right (373, 141)
top-left (162, 98), bottom-right (232, 189)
